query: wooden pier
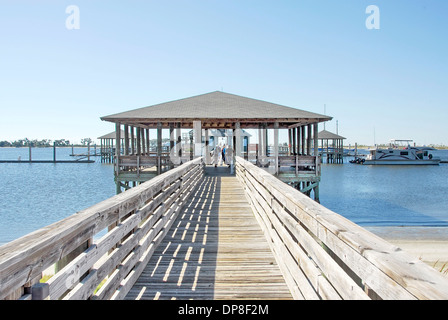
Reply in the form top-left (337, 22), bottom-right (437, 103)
top-left (126, 167), bottom-right (291, 300)
top-left (1, 92), bottom-right (448, 301)
top-left (0, 160), bottom-right (94, 164)
top-left (1, 157), bottom-right (448, 300)
top-left (0, 144), bottom-right (95, 163)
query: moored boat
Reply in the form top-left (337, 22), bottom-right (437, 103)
top-left (363, 139), bottom-right (440, 165)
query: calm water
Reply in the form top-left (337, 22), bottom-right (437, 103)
top-left (319, 149), bottom-right (448, 240)
top-left (1, 147), bottom-right (448, 245)
top-left (0, 147), bottom-right (115, 245)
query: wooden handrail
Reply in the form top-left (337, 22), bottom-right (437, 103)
top-left (0, 158), bottom-right (204, 300)
top-left (235, 156), bottom-right (448, 300)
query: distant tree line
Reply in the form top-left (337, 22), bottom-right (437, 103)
top-left (0, 138), bottom-right (94, 147)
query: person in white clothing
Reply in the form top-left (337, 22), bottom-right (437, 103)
top-left (212, 144), bottom-right (222, 167)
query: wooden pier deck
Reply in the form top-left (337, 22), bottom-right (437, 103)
top-left (125, 166), bottom-right (292, 300)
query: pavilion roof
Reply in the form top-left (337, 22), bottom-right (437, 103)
top-left (318, 130), bottom-right (346, 140)
top-left (101, 91), bottom-right (332, 129)
top-left (98, 131), bottom-right (122, 140)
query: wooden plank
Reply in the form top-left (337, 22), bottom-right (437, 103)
top-left (125, 169), bottom-right (293, 300)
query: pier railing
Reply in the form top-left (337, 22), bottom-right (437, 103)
top-left (0, 158), bottom-right (204, 300)
top-left (235, 156), bottom-right (448, 300)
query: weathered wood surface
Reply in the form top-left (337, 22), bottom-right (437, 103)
top-left (0, 158), bottom-right (204, 300)
top-left (235, 156), bottom-right (448, 300)
top-left (278, 155), bottom-right (316, 166)
top-left (118, 155), bottom-right (170, 167)
top-left (125, 166), bottom-right (292, 300)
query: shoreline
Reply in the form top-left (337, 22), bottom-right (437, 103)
top-left (366, 226), bottom-right (448, 278)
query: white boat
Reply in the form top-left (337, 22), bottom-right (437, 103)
top-left (363, 139), bottom-right (440, 165)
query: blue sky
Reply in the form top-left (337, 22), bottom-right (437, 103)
top-left (0, 1), bottom-right (447, 146)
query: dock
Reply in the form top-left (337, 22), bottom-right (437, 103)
top-left (0, 144), bottom-right (95, 164)
top-left (0, 160), bottom-right (95, 163)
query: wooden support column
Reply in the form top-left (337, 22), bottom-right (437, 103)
top-left (313, 123), bottom-right (318, 156)
top-left (169, 123), bottom-right (175, 153)
top-left (193, 120), bottom-right (202, 158)
top-left (307, 124), bottom-right (312, 155)
top-left (313, 122), bottom-right (320, 202)
top-left (292, 127), bottom-right (296, 155)
top-left (140, 128), bottom-right (146, 156)
top-left (205, 128), bottom-right (211, 165)
top-left (146, 129), bottom-right (150, 155)
top-left (274, 122), bottom-right (279, 175)
top-left (258, 125), bottom-right (262, 165)
top-left (136, 127), bottom-right (141, 156)
top-left (262, 123), bottom-right (267, 158)
top-left (157, 122), bottom-right (162, 175)
top-left (109, 139), bottom-right (113, 162)
top-left (104, 139), bottom-right (108, 162)
top-left (301, 125), bottom-right (305, 155)
top-left (244, 136), bottom-right (249, 160)
top-left (176, 123), bottom-right (182, 162)
top-left (168, 123), bottom-right (174, 167)
top-left (288, 128), bottom-right (292, 156)
top-left (115, 123), bottom-right (121, 194)
top-left (235, 122), bottom-right (241, 157)
top-left (124, 125), bottom-right (129, 155)
top-left (130, 126), bottom-right (135, 155)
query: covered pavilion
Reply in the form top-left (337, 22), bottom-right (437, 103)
top-left (101, 91), bottom-right (332, 201)
top-left (317, 130), bottom-right (346, 163)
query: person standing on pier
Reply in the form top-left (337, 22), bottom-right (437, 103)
top-left (213, 144), bottom-right (221, 167)
top-left (222, 145), bottom-right (226, 165)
